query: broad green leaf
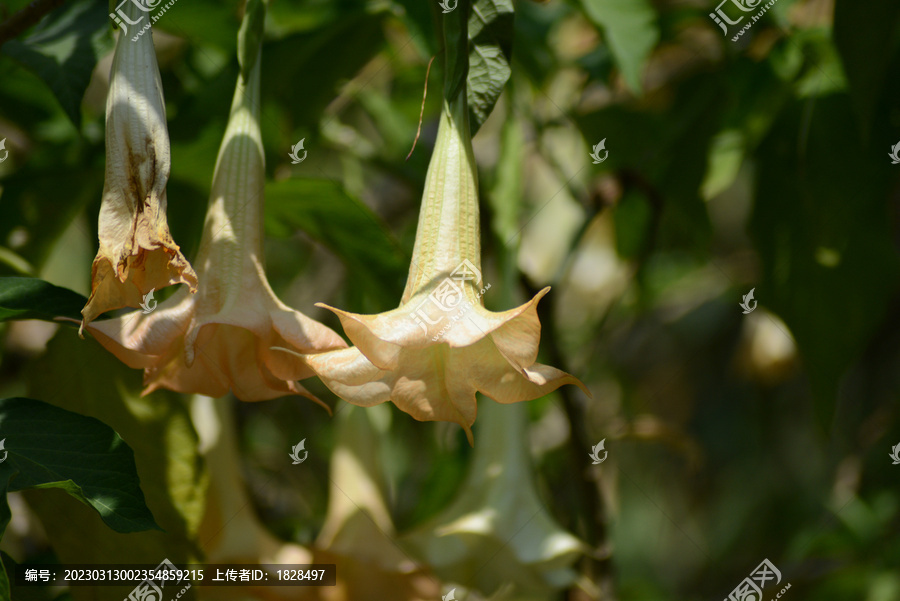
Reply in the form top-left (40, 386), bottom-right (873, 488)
top-left (467, 0), bottom-right (514, 134)
top-left (576, 71), bottom-right (721, 255)
top-left (145, 0), bottom-right (243, 51)
top-left (580, 0), bottom-right (658, 93)
top-left (264, 178), bottom-right (408, 304)
top-left (1, 0), bottom-right (113, 128)
top-left (262, 11), bottom-right (387, 132)
top-left (24, 330), bottom-right (206, 599)
top-left (0, 396), bottom-right (160, 543)
top-left (833, 0), bottom-right (900, 141)
top-left (750, 95), bottom-right (900, 428)
top-left (0, 277), bottom-right (88, 323)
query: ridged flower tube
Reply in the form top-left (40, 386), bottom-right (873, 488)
top-left (292, 89), bottom-right (588, 443)
top-left (81, 0), bottom-right (197, 330)
top-left (84, 47), bottom-right (346, 403)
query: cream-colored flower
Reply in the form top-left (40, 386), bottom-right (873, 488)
top-left (289, 90), bottom-right (587, 442)
top-left (311, 405), bottom-right (439, 601)
top-left (81, 1), bottom-right (197, 330)
top-left (403, 402), bottom-right (585, 597)
top-left (84, 47), bottom-right (345, 403)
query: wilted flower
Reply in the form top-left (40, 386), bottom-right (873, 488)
top-left (84, 46), bottom-right (345, 402)
top-left (81, 1), bottom-right (197, 330)
top-left (403, 401), bottom-right (585, 596)
top-left (287, 90), bottom-right (587, 442)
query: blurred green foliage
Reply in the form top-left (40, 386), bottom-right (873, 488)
top-left (0, 0), bottom-right (899, 599)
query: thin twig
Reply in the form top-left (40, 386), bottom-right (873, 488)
top-left (406, 53), bottom-right (438, 162)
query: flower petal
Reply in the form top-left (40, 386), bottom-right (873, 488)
top-left (81, 8), bottom-right (197, 330)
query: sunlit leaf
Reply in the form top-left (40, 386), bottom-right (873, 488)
top-left (0, 277), bottom-right (89, 323)
top-left (23, 330), bottom-right (207, 597)
top-left (0, 396), bottom-right (160, 542)
top-left (580, 0), bottom-right (658, 93)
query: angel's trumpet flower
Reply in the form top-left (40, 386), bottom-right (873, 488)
top-left (288, 88), bottom-right (588, 442)
top-left (81, 0), bottom-right (197, 330)
top-left (403, 401), bottom-right (585, 596)
top-left (84, 43), bottom-right (345, 402)
top-left (310, 405), bottom-right (439, 600)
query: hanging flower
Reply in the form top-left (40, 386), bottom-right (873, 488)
top-left (402, 401), bottom-right (586, 597)
top-left (282, 89), bottom-right (588, 442)
top-left (84, 44), bottom-right (345, 403)
top-left (310, 405), bottom-right (439, 600)
top-left (81, 0), bottom-right (197, 331)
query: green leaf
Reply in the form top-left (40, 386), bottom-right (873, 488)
top-left (749, 94), bottom-right (900, 428)
top-left (0, 396), bottom-right (160, 544)
top-left (24, 329), bottom-right (206, 587)
top-left (0, 277), bottom-right (88, 323)
top-left (1, 0), bottom-right (113, 128)
top-left (580, 0), bottom-right (658, 93)
top-left (467, 0), bottom-right (513, 134)
top-left (833, 0), bottom-right (900, 140)
top-left (262, 11), bottom-right (387, 131)
top-left (264, 179), bottom-right (408, 304)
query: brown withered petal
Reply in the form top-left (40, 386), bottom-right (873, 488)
top-left (81, 4), bottom-right (196, 331)
top-left (85, 42), bottom-right (345, 403)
